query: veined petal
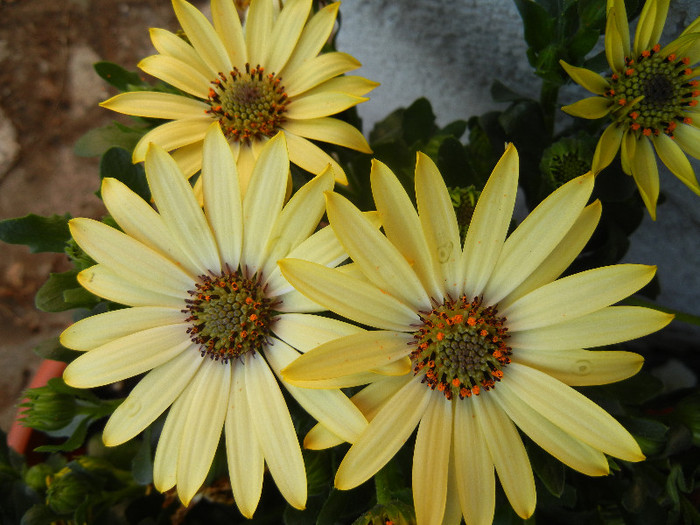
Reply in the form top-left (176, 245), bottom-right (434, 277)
top-left (177, 357), bottom-right (231, 505)
top-left (201, 123), bottom-right (243, 268)
top-left (413, 394), bottom-right (452, 525)
top-left (69, 218), bottom-right (193, 297)
top-left (149, 27), bottom-right (214, 78)
top-left (236, 141), bottom-right (257, 194)
top-left (271, 313), bottom-right (363, 352)
top-left (226, 361), bottom-right (264, 518)
top-left (653, 132), bottom-right (700, 195)
top-left (279, 259), bottom-right (420, 331)
top-left (138, 54), bottom-right (210, 99)
top-left (285, 52), bottom-right (360, 97)
top-left (61, 306), bottom-right (184, 351)
top-left (454, 401), bottom-right (495, 525)
top-left (282, 331), bottom-right (412, 383)
top-left (462, 144), bottom-right (519, 298)
top-left (245, 352), bottom-right (306, 509)
top-left (302, 75), bottom-right (379, 98)
top-left (103, 349), bottom-right (201, 446)
top-left (284, 131), bottom-right (348, 183)
top-left (211, 0), bottom-right (246, 71)
top-left (502, 264), bottom-right (656, 331)
top-left (512, 347), bottom-right (644, 386)
top-left (510, 305), bottom-right (673, 350)
top-left (326, 191), bottom-right (430, 310)
top-left (265, 0), bottom-right (311, 74)
top-left (561, 96), bottom-right (612, 119)
top-left (503, 362), bottom-right (644, 461)
top-left (282, 2), bottom-right (339, 76)
top-left (629, 136), bottom-right (660, 219)
top-left (634, 0), bottom-right (670, 57)
top-left (146, 144), bottom-right (221, 274)
top-left (371, 159), bottom-right (442, 300)
top-left (100, 91), bottom-right (209, 120)
top-left (491, 385), bottom-right (609, 476)
top-left (275, 288), bottom-right (324, 313)
top-left (283, 224), bottom-right (347, 269)
top-left (153, 381), bottom-right (192, 492)
top-left (132, 118), bottom-right (211, 162)
top-left (101, 178), bottom-right (200, 277)
top-left (245, 0), bottom-right (273, 67)
top-left (415, 152), bottom-right (462, 296)
top-left (674, 122), bottom-right (700, 160)
top-left (264, 338), bottom-right (368, 443)
top-left (63, 325), bottom-right (192, 388)
top-left (242, 133), bottom-right (289, 272)
top-left (605, 7), bottom-right (627, 72)
top-left (559, 60), bottom-right (610, 95)
top-left (472, 393), bottom-right (536, 519)
top-left (286, 92), bottom-right (368, 120)
top-left (171, 142), bottom-right (204, 180)
top-left (500, 201), bottom-right (602, 309)
top-left (281, 117), bottom-right (371, 153)
top-left (335, 374), bottom-right (432, 490)
top-left (592, 124), bottom-right (624, 173)
top-left (77, 265), bottom-right (184, 309)
top-left (172, 0), bottom-right (231, 74)
top-left (483, 173), bottom-right (593, 305)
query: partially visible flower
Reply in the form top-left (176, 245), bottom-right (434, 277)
top-left (280, 151), bottom-right (673, 525)
top-left (353, 501), bottom-right (416, 525)
top-left (540, 136), bottom-right (595, 193)
top-left (101, 0), bottom-right (376, 193)
top-left (60, 124), bottom-right (368, 515)
top-left (447, 185), bottom-right (480, 240)
top-left (561, 0), bottom-right (700, 219)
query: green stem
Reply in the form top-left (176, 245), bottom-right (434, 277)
top-left (540, 80), bottom-right (561, 139)
top-left (622, 297), bottom-right (700, 327)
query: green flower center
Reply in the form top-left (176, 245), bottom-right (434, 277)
top-left (605, 45), bottom-right (699, 137)
top-left (410, 296), bottom-right (511, 400)
top-left (206, 63), bottom-right (288, 143)
top-left (183, 270), bottom-right (273, 362)
top-left (549, 152), bottom-right (589, 187)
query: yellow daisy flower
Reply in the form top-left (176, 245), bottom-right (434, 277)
top-left (59, 124), bottom-right (369, 515)
top-left (561, 0), bottom-right (700, 219)
top-left (279, 146), bottom-right (673, 525)
top-left (101, 0), bottom-right (376, 192)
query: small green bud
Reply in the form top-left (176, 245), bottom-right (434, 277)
top-left (353, 501), bottom-right (416, 525)
top-left (20, 384), bottom-right (77, 432)
top-left (46, 465), bottom-right (96, 515)
top-left (24, 463), bottom-right (55, 492)
top-left (540, 136), bottom-right (595, 192)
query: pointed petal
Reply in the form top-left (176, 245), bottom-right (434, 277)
top-left (265, 0), bottom-right (311, 74)
top-left (472, 393), bottom-right (536, 519)
top-left (100, 91), bottom-right (209, 120)
top-left (621, 127), bottom-right (636, 175)
top-left (462, 144), bottom-right (519, 298)
top-left (634, 0), bottom-right (670, 57)
top-left (491, 384), bottom-right (609, 476)
top-left (503, 362), bottom-right (644, 461)
top-left (326, 191), bottom-right (430, 310)
top-left (605, 6), bottom-right (628, 72)
top-left (561, 96), bottom-right (612, 119)
top-left (275, 288), bottom-right (325, 313)
top-left (236, 142), bottom-right (257, 195)
top-left (271, 313), bottom-right (363, 352)
top-left (282, 331), bottom-right (412, 383)
top-left (172, 0), bottom-right (231, 73)
top-left (335, 374), bottom-right (431, 490)
top-left (592, 124), bottom-right (624, 173)
top-left (245, 0), bottom-right (273, 66)
top-left (653, 132), bottom-right (700, 194)
top-left (442, 458), bottom-right (464, 525)
top-left (279, 259), bottom-right (419, 331)
top-left (559, 60), bottom-right (610, 95)
top-left (69, 218), bottom-right (193, 297)
top-left (413, 394), bottom-right (452, 525)
top-left (264, 338), bottom-right (368, 443)
top-left (211, 0), bottom-right (246, 70)
top-left (63, 326), bottom-right (192, 388)
top-left (146, 144), bottom-right (221, 274)
top-left (226, 361), bottom-right (264, 518)
top-left (285, 131), bottom-right (348, 182)
top-left (285, 52), bottom-right (360, 97)
top-left (484, 173), bottom-right (594, 305)
top-left (103, 349), bottom-right (201, 446)
top-left (177, 357), bottom-right (231, 505)
top-left (281, 117), bottom-right (371, 153)
top-left (153, 383), bottom-right (192, 492)
top-left (282, 2), bottom-right (339, 76)
top-left (171, 142), bottom-right (204, 180)
top-left (286, 92), bottom-right (368, 120)
top-left (453, 400), bottom-right (495, 525)
top-left (60, 306), bottom-right (184, 351)
top-left (301, 75), bottom-right (379, 98)
top-left (201, 123), bottom-right (243, 268)
top-left (245, 352), bottom-right (307, 509)
top-left (138, 54), bottom-right (210, 98)
top-left (132, 118), bottom-right (211, 162)
top-left (502, 264), bottom-right (656, 331)
top-left (149, 27), bottom-right (214, 78)
top-left (674, 122), bottom-right (700, 160)
top-left (629, 136), bottom-right (660, 219)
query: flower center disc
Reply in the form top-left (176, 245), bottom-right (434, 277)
top-left (606, 46), bottom-right (699, 137)
top-left (206, 63), bottom-right (289, 143)
top-left (183, 271), bottom-right (272, 362)
top-left (411, 296), bottom-right (511, 400)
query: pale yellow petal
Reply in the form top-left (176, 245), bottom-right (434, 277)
top-left (629, 136), bottom-right (660, 219)
top-left (502, 264), bottom-right (656, 331)
top-left (285, 52), bottom-right (360, 97)
top-left (271, 313), bottom-right (363, 352)
top-left (153, 383), bottom-right (192, 492)
top-left (674, 122), bottom-right (700, 160)
top-left (281, 117), bottom-right (371, 153)
top-left (138, 54), bottom-right (210, 98)
top-left (561, 96), bottom-right (612, 119)
top-left (634, 0), bottom-right (670, 57)
top-left (301, 75), bottom-right (379, 98)
top-left (149, 27), bottom-right (214, 79)
top-left (132, 118), bottom-right (211, 162)
top-left (236, 142), bottom-right (257, 194)
top-left (653, 132), bottom-right (700, 195)
top-left (286, 92), bottom-right (368, 120)
top-left (559, 60), bottom-right (610, 95)
top-left (605, 6), bottom-right (628, 72)
top-left (275, 288), bottom-right (325, 313)
top-left (265, 0), bottom-right (311, 74)
top-left (100, 91), bottom-right (209, 120)
top-left (592, 124), bottom-right (624, 173)
top-left (173, 0), bottom-right (231, 73)
top-left (171, 142), bottom-right (204, 180)
top-left (413, 394), bottom-right (452, 525)
top-left (282, 2), bottom-right (339, 76)
top-left (211, 0), bottom-right (246, 70)
top-left (284, 131), bottom-right (348, 182)
top-left (441, 459), bottom-right (464, 525)
top-left (245, 0), bottom-right (273, 66)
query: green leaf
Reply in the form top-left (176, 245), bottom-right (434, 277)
top-left (35, 270), bottom-right (95, 313)
top-left (74, 123), bottom-right (144, 158)
top-left (93, 61), bottom-right (145, 91)
top-left (514, 0), bottom-right (555, 52)
top-left (131, 431), bottom-right (153, 486)
top-left (402, 97), bottom-right (437, 146)
top-left (32, 337), bottom-right (82, 364)
top-left (98, 147), bottom-right (151, 201)
top-left (620, 417), bottom-right (669, 456)
top-left (490, 80), bottom-right (525, 103)
top-left (0, 214), bottom-right (71, 253)
top-left (34, 417), bottom-right (90, 453)
top-left (529, 442), bottom-right (566, 497)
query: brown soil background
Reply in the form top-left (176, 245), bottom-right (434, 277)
top-left (0, 0), bottom-right (184, 433)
